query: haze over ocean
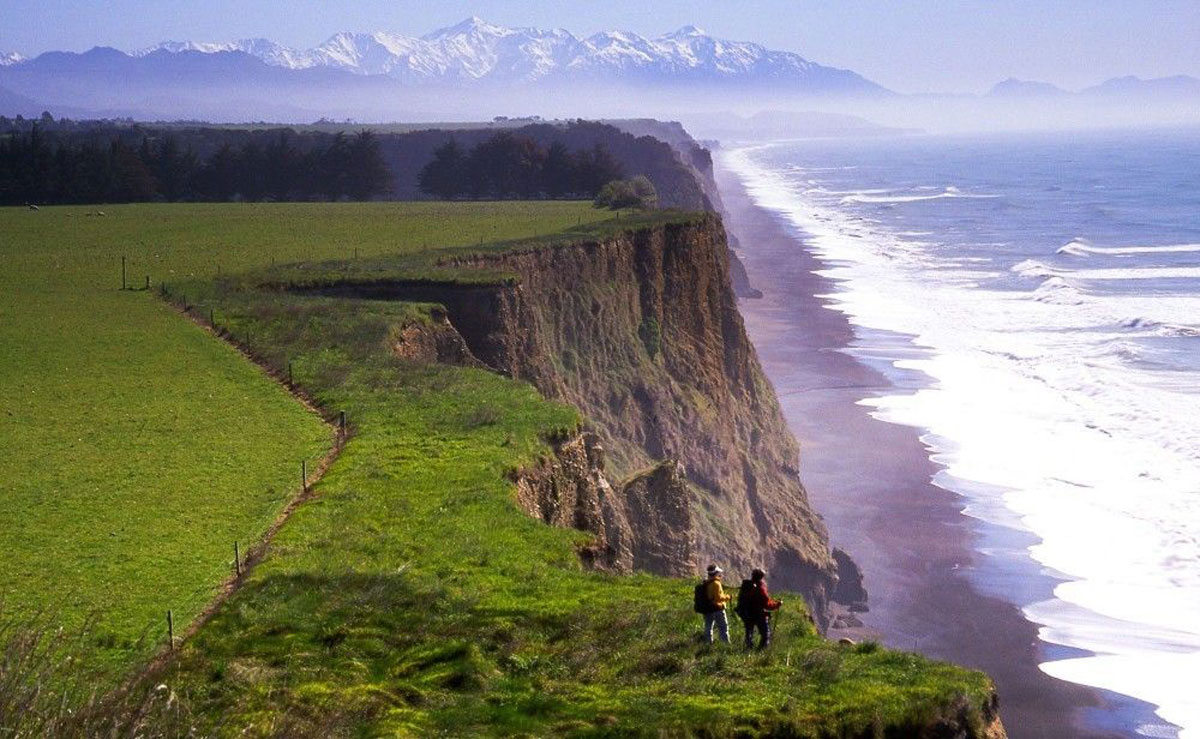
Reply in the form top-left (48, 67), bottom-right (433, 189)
top-left (727, 127), bottom-right (1200, 739)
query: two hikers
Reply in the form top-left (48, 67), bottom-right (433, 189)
top-left (694, 564), bottom-right (732, 643)
top-left (735, 568), bottom-right (782, 649)
top-left (696, 565), bottom-right (782, 648)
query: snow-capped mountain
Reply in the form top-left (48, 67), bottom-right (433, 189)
top-left (1, 51), bottom-right (26, 66)
top-left (129, 17), bottom-right (885, 92)
top-left (135, 39), bottom-right (313, 70)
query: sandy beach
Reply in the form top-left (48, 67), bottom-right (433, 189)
top-left (714, 157), bottom-right (1152, 738)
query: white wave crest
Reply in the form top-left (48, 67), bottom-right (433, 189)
top-left (839, 187), bottom-right (1000, 205)
top-left (1012, 259), bottom-right (1062, 279)
top-left (1032, 276), bottom-right (1087, 305)
top-left (1074, 267), bottom-right (1200, 281)
top-left (1058, 239), bottom-right (1200, 256)
top-left (1114, 317), bottom-right (1200, 337)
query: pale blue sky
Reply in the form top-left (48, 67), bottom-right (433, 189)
top-left (0, 1), bottom-right (1196, 93)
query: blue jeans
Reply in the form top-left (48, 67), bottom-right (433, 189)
top-left (703, 609), bottom-right (729, 643)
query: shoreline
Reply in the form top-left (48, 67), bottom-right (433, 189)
top-left (713, 152), bottom-right (1154, 739)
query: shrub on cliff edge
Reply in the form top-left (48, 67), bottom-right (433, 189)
top-left (594, 176), bottom-right (658, 210)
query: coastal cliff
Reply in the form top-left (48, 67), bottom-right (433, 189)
top-left (318, 215), bottom-right (860, 622)
top-left (128, 204), bottom-right (1006, 738)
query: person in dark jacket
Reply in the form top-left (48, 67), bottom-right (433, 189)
top-left (736, 568), bottom-right (781, 649)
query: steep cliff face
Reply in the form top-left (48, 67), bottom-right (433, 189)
top-left (441, 216), bottom-right (843, 618)
top-left (304, 216), bottom-right (849, 620)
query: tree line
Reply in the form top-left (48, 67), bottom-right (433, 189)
top-left (418, 133), bottom-right (625, 200)
top-left (0, 125), bottom-right (392, 205)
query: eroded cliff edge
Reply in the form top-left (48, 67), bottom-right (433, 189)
top-left (324, 215), bottom-right (863, 624)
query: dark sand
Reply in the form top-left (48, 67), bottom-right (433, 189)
top-left (714, 160), bottom-right (1157, 739)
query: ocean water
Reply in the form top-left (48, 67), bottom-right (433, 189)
top-left (724, 128), bottom-right (1200, 738)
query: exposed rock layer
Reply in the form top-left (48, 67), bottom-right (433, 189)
top-left (510, 432), bottom-right (694, 576)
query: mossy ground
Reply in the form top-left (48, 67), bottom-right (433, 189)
top-left (2, 202), bottom-right (995, 736)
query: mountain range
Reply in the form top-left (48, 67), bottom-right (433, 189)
top-left (113, 17), bottom-right (885, 92)
top-left (987, 75), bottom-right (1200, 98)
top-left (0, 18), bottom-right (1196, 125)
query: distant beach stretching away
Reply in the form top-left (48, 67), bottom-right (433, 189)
top-left (714, 128), bottom-right (1200, 739)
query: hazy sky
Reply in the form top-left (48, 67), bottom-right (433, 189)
top-left (1, 1), bottom-right (1197, 93)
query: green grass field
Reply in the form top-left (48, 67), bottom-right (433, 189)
top-left (0, 201), bottom-right (611, 680)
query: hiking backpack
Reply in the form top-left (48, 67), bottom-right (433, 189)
top-left (693, 581), bottom-right (714, 614)
top-left (734, 579), bottom-right (757, 620)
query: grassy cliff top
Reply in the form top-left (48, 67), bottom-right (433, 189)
top-left (243, 208), bottom-right (706, 290)
top-left (0, 201), bottom-right (614, 679)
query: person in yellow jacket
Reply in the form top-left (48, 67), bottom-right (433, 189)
top-left (702, 564), bottom-right (733, 644)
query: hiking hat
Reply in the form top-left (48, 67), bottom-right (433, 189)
top-left (706, 564), bottom-right (724, 575)
top-left (751, 568), bottom-right (766, 581)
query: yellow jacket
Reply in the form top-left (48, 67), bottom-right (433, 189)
top-left (705, 578), bottom-right (732, 611)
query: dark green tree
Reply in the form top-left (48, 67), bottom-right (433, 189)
top-left (345, 130), bottom-right (391, 200)
top-left (417, 140), bottom-right (468, 199)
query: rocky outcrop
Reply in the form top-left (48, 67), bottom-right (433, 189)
top-left (613, 460), bottom-right (694, 576)
top-left (831, 547), bottom-right (868, 609)
top-left (929, 693), bottom-right (1006, 739)
top-left (510, 433), bottom-right (695, 576)
top-left (511, 431), bottom-right (629, 571)
top-left (389, 310), bottom-right (485, 367)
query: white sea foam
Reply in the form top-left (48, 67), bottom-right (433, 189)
top-left (1058, 239), bottom-right (1200, 256)
top-left (1012, 261), bottom-right (1200, 290)
top-left (805, 186), bottom-right (891, 196)
top-left (1070, 266), bottom-right (1200, 281)
top-left (1031, 276), bottom-right (1087, 305)
top-left (1011, 259), bottom-right (1062, 278)
top-left (839, 186), bottom-right (1000, 205)
top-left (723, 145), bottom-right (1200, 738)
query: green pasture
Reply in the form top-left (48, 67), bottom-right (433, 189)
top-left (0, 201), bottom-right (609, 680)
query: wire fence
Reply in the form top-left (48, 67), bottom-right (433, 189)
top-left (116, 257), bottom-right (350, 657)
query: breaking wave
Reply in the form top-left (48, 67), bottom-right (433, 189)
top-left (1058, 239), bottom-right (1200, 256)
top-left (840, 186), bottom-right (1000, 205)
